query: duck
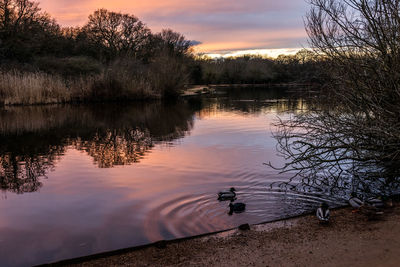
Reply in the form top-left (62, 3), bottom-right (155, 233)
top-left (228, 202), bottom-right (246, 215)
top-left (316, 203), bottom-right (330, 223)
top-left (218, 187), bottom-right (236, 201)
top-left (365, 196), bottom-right (384, 208)
top-left (349, 192), bottom-right (364, 209)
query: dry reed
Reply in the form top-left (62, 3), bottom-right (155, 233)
top-left (0, 71), bottom-right (72, 105)
top-left (0, 59), bottom-right (187, 105)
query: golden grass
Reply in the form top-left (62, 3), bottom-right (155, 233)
top-left (0, 59), bottom-right (188, 105)
top-left (0, 71), bottom-right (72, 105)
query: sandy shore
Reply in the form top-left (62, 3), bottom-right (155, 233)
top-left (67, 205), bottom-right (400, 267)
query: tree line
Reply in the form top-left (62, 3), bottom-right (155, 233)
top-left (0, 1), bottom-right (191, 62)
top-left (196, 51), bottom-right (323, 85)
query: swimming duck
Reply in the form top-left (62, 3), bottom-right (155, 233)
top-left (316, 203), bottom-right (330, 223)
top-left (349, 192), bottom-right (364, 209)
top-left (218, 187), bottom-right (236, 201)
top-left (228, 202), bottom-right (246, 215)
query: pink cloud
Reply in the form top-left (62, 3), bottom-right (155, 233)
top-left (38, 0), bottom-right (308, 53)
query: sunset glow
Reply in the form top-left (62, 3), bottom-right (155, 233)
top-left (38, 0), bottom-right (308, 56)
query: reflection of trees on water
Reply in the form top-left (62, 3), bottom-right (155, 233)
top-left (269, 98), bottom-right (400, 201)
top-left (73, 129), bottom-right (153, 168)
top-left (0, 87), bottom-right (310, 194)
top-left (0, 154), bottom-right (49, 194)
top-left (271, 168), bottom-right (400, 204)
top-left (271, 174), bottom-right (352, 203)
top-left (0, 131), bottom-right (66, 194)
top-left (0, 101), bottom-right (197, 193)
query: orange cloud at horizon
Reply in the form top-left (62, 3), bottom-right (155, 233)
top-left (195, 28), bottom-right (306, 53)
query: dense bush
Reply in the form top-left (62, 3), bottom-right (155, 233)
top-left (34, 56), bottom-right (102, 76)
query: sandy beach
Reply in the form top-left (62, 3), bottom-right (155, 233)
top-left (63, 204), bottom-right (400, 267)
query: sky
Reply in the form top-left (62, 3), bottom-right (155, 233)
top-left (38, 0), bottom-right (309, 57)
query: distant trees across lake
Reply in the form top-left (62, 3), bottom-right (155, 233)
top-left (195, 51), bottom-right (322, 85)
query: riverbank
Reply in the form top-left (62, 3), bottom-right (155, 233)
top-left (209, 82), bottom-right (316, 88)
top-left (0, 79), bottom-right (314, 106)
top-left (59, 205), bottom-right (400, 266)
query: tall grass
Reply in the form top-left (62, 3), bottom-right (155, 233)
top-left (0, 71), bottom-right (71, 105)
top-left (0, 55), bottom-right (188, 105)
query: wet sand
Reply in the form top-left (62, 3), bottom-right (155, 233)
top-left (69, 205), bottom-right (400, 267)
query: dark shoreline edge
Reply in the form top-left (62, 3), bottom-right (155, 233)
top-left (0, 97), bottom-right (162, 108)
top-left (36, 205), bottom-right (349, 267)
top-left (0, 83), bottom-right (317, 107)
top-left (34, 196), bottom-right (400, 266)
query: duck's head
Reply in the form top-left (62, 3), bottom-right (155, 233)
top-left (230, 187), bottom-right (236, 192)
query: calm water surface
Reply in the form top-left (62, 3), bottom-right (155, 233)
top-left (0, 88), bottom-right (339, 266)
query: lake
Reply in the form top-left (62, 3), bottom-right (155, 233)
top-left (0, 87), bottom-right (339, 266)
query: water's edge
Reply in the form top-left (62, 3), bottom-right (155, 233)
top-left (39, 205), bottom-right (349, 266)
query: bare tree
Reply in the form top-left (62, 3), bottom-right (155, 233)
top-left (272, 0), bottom-right (400, 197)
top-left (0, 0), bottom-right (59, 59)
top-left (155, 29), bottom-right (192, 56)
top-left (0, 0), bottom-right (41, 30)
top-left (83, 9), bottom-right (151, 58)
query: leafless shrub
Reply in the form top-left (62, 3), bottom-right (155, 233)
top-left (272, 0), bottom-right (400, 198)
